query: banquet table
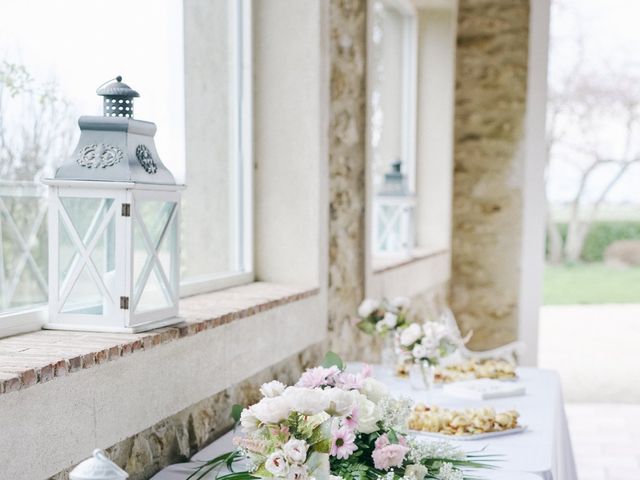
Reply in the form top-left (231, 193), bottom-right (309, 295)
top-left (151, 366), bottom-right (577, 480)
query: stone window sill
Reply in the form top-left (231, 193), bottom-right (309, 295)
top-left (0, 282), bottom-right (318, 395)
top-left (372, 247), bottom-right (449, 274)
top-left (368, 248), bottom-right (450, 299)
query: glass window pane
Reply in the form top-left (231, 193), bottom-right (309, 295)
top-left (370, 1), bottom-right (417, 257)
top-left (182, 0), bottom-right (248, 283)
top-left (0, 185), bottom-right (48, 312)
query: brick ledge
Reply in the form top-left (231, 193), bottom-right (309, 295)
top-left (0, 282), bottom-right (319, 395)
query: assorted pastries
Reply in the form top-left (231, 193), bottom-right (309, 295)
top-left (408, 404), bottom-right (521, 436)
top-left (396, 359), bottom-right (517, 382)
top-left (441, 359), bottom-right (518, 381)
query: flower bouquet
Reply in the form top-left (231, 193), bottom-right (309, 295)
top-left (189, 353), bottom-right (495, 480)
top-left (355, 297), bottom-right (411, 370)
top-left (398, 322), bottom-right (463, 391)
top-left (355, 297), bottom-right (411, 336)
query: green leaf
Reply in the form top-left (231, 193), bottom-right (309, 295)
top-left (313, 438), bottom-right (332, 453)
top-left (321, 351), bottom-right (344, 370)
top-left (230, 404), bottom-right (244, 423)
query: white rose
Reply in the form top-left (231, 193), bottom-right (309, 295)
top-left (265, 450), bottom-right (289, 476)
top-left (287, 465), bottom-right (309, 480)
top-left (323, 388), bottom-right (356, 416)
top-left (261, 380), bottom-right (286, 398)
top-left (358, 299), bottom-right (380, 318)
top-left (381, 312), bottom-right (398, 329)
top-left (405, 464), bottom-right (428, 480)
top-left (251, 396), bottom-right (291, 424)
top-left (352, 392), bottom-right (380, 433)
top-left (361, 377), bottom-right (389, 404)
top-left (390, 296), bottom-right (411, 311)
top-left (240, 408), bottom-right (260, 432)
top-left (283, 387), bottom-right (329, 415)
top-left (411, 343), bottom-right (429, 360)
top-left (283, 438), bottom-right (309, 464)
top-left (375, 320), bottom-right (386, 333)
top-left (423, 322), bottom-right (447, 341)
top-left (400, 323), bottom-right (423, 347)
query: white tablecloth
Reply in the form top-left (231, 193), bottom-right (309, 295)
top-left (152, 366), bottom-right (577, 480)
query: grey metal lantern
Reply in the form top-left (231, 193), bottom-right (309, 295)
top-left (373, 160), bottom-right (416, 255)
top-left (43, 77), bottom-right (184, 333)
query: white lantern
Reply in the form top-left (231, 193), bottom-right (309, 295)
top-left (43, 77), bottom-right (184, 333)
top-left (373, 160), bottom-right (416, 256)
top-left (70, 449), bottom-right (128, 480)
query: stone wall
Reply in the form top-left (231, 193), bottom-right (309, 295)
top-left (327, 0), bottom-right (371, 361)
top-left (49, 346), bottom-right (324, 480)
top-left (450, 0), bottom-right (530, 349)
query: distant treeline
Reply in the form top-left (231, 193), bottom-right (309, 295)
top-left (548, 221), bottom-right (640, 262)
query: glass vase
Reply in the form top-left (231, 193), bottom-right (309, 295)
top-left (380, 333), bottom-right (397, 372)
top-left (408, 361), bottom-right (436, 393)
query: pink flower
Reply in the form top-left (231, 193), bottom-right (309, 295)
top-left (361, 364), bottom-right (373, 378)
top-left (372, 434), bottom-right (409, 470)
top-left (343, 405), bottom-right (359, 430)
top-left (330, 426), bottom-right (358, 460)
top-left (297, 366), bottom-right (341, 388)
top-left (335, 372), bottom-right (364, 390)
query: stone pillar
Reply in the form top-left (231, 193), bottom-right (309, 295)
top-left (450, 0), bottom-right (531, 350)
top-left (327, 0), bottom-right (371, 360)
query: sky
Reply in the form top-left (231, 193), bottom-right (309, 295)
top-left (547, 0), bottom-right (640, 205)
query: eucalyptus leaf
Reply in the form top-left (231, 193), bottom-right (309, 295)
top-left (321, 351), bottom-right (344, 370)
top-left (230, 404), bottom-right (244, 423)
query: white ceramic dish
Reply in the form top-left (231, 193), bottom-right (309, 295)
top-left (410, 425), bottom-right (527, 441)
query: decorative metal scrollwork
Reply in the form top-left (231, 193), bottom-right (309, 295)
top-left (136, 144), bottom-right (157, 174)
top-left (76, 143), bottom-right (124, 169)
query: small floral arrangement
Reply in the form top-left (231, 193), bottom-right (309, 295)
top-left (398, 321), bottom-right (461, 366)
top-left (190, 353), bottom-right (494, 480)
top-left (355, 297), bottom-right (411, 336)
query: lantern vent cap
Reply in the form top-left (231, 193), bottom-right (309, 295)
top-left (379, 159), bottom-right (411, 197)
top-left (69, 449), bottom-right (129, 480)
top-left (96, 76), bottom-right (140, 98)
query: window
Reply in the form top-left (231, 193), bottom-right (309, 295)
top-left (0, 0), bottom-right (252, 334)
top-left (369, 0), bottom-right (418, 257)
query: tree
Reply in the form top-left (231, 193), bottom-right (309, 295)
top-left (546, 1), bottom-right (640, 263)
top-left (0, 61), bottom-right (74, 181)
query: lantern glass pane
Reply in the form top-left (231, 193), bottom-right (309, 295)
top-left (133, 200), bottom-right (177, 313)
top-left (60, 265), bottom-right (104, 315)
top-left (136, 267), bottom-right (173, 314)
top-left (58, 197), bottom-right (116, 315)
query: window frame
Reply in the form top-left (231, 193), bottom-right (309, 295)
top-left (0, 0), bottom-right (254, 336)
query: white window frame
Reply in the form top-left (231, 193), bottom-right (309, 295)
top-left (179, 0), bottom-right (253, 297)
top-left (0, 0), bottom-right (254, 336)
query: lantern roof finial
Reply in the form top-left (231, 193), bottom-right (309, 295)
top-left (96, 76), bottom-right (140, 98)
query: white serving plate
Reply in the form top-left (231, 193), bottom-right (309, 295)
top-left (410, 425), bottom-right (527, 441)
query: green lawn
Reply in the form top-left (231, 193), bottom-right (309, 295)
top-left (544, 263), bottom-right (640, 305)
